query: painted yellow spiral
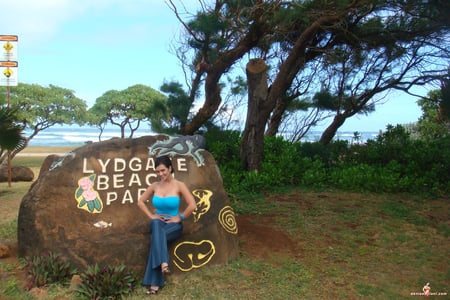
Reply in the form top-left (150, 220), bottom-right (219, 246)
top-left (218, 206), bottom-right (238, 234)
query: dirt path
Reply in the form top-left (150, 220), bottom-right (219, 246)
top-left (236, 214), bottom-right (299, 260)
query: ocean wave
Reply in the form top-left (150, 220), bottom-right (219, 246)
top-left (24, 126), bottom-right (379, 146)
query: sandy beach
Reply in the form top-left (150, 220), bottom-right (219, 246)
top-left (16, 146), bottom-right (79, 157)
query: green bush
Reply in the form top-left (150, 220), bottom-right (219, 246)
top-left (204, 129), bottom-right (241, 166)
top-left (297, 140), bottom-right (350, 167)
top-left (300, 159), bottom-right (328, 188)
top-left (329, 163), bottom-right (405, 193)
top-left (346, 126), bottom-right (450, 194)
top-left (75, 264), bottom-right (138, 300)
top-left (21, 252), bottom-right (77, 290)
top-left (207, 125), bottom-right (449, 195)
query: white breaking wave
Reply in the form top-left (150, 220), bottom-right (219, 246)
top-left (25, 125), bottom-right (154, 146)
top-left (25, 125), bottom-right (380, 146)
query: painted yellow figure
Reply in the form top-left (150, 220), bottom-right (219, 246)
top-left (173, 240), bottom-right (216, 272)
top-left (192, 189), bottom-right (212, 222)
top-left (75, 174), bottom-right (103, 213)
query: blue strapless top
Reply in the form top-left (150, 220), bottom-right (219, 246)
top-left (152, 195), bottom-right (180, 217)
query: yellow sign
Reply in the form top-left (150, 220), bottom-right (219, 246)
top-left (0, 61), bottom-right (18, 86)
top-left (0, 35), bottom-right (18, 86)
top-left (0, 35), bottom-right (18, 61)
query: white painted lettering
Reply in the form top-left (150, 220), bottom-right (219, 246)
top-left (106, 192), bottom-right (118, 205)
top-left (137, 188), bottom-right (147, 199)
top-left (114, 158), bottom-right (126, 172)
top-left (122, 190), bottom-right (133, 204)
top-left (113, 174), bottom-right (124, 188)
top-left (81, 155), bottom-right (196, 206)
top-left (82, 158), bottom-right (94, 173)
top-left (98, 159), bottom-right (111, 173)
top-left (146, 173), bottom-right (157, 185)
top-left (177, 158), bottom-right (188, 171)
top-left (129, 157), bottom-right (142, 171)
top-left (128, 173), bottom-right (141, 186)
top-left (97, 175), bottom-right (110, 190)
top-left (146, 157), bottom-right (156, 171)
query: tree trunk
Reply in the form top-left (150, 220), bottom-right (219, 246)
top-left (240, 59), bottom-right (269, 171)
top-left (0, 139), bottom-right (29, 166)
top-left (265, 97), bottom-right (288, 136)
top-left (319, 114), bottom-right (347, 145)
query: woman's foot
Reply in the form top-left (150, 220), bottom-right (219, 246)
top-left (145, 286), bottom-right (159, 295)
top-left (161, 263), bottom-right (170, 274)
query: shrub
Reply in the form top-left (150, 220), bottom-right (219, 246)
top-left (75, 264), bottom-right (138, 300)
top-left (204, 129), bottom-right (241, 166)
top-left (297, 140), bottom-right (350, 167)
top-left (21, 252), bottom-right (77, 290)
top-left (329, 163), bottom-right (405, 193)
top-left (300, 159), bottom-right (328, 188)
top-left (207, 126), bottom-right (450, 195)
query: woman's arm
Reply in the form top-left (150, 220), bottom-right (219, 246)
top-left (178, 181), bottom-right (197, 219)
top-left (137, 185), bottom-right (156, 219)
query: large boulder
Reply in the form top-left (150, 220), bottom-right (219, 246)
top-left (18, 135), bottom-right (239, 275)
top-left (0, 165), bottom-right (34, 182)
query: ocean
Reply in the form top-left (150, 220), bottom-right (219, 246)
top-left (25, 125), bottom-right (380, 147)
top-left (26, 125), bottom-right (152, 147)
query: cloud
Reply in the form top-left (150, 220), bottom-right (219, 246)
top-left (0, 0), bottom-right (203, 43)
top-left (0, 0), bottom-right (176, 45)
top-left (0, 0), bottom-right (86, 44)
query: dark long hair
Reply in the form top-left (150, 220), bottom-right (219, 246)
top-left (155, 155), bottom-right (174, 173)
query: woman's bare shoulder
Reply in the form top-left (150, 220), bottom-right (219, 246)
top-left (175, 178), bottom-right (188, 187)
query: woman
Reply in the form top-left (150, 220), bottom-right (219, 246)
top-left (137, 155), bottom-right (197, 295)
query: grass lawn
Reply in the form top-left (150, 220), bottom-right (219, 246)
top-left (0, 150), bottom-right (448, 299)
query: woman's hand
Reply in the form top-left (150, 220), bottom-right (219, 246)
top-left (159, 214), bottom-right (182, 223)
top-left (149, 213), bottom-right (162, 221)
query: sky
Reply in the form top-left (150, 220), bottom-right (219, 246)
top-left (0, 0), bottom-right (427, 132)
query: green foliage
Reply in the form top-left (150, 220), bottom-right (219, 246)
top-left (0, 107), bottom-right (25, 152)
top-left (0, 277), bottom-right (25, 299)
top-left (229, 192), bottom-right (276, 215)
top-left (159, 81), bottom-right (192, 133)
top-left (75, 264), bottom-right (138, 300)
top-left (5, 83), bottom-right (88, 128)
top-left (297, 140), bottom-right (350, 167)
top-left (204, 129), bottom-right (241, 165)
top-left (21, 252), bottom-right (77, 290)
top-left (0, 218), bottom-right (17, 242)
top-left (330, 163), bottom-right (404, 193)
top-left (89, 84), bottom-right (168, 138)
top-left (209, 125), bottom-right (449, 196)
top-left (0, 83), bottom-right (88, 163)
top-left (300, 159), bottom-right (328, 188)
top-left (12, 249), bottom-right (137, 299)
top-left (416, 88), bottom-right (450, 139)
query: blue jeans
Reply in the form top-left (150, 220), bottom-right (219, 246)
top-left (142, 219), bottom-right (183, 287)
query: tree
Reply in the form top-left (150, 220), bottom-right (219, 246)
top-left (416, 77), bottom-right (450, 139)
top-left (240, 58), bottom-right (269, 170)
top-left (158, 81), bottom-right (193, 134)
top-left (0, 107), bottom-right (25, 158)
top-left (0, 83), bottom-right (88, 164)
top-left (168, 0), bottom-right (450, 170)
top-left (89, 84), bottom-right (168, 139)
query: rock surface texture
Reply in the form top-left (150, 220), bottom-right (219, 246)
top-left (0, 165), bottom-right (34, 182)
top-left (18, 135), bottom-right (239, 275)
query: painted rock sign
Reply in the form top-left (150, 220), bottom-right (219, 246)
top-left (17, 135), bottom-right (239, 275)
